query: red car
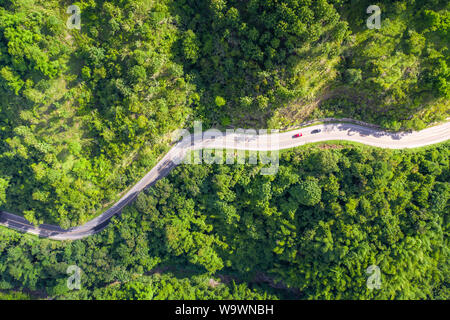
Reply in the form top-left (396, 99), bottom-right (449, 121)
top-left (292, 133), bottom-right (302, 138)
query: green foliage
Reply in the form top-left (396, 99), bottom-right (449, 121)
top-left (344, 68), bottom-right (362, 85)
top-left (0, 0), bottom-right (192, 226)
top-left (174, 0), bottom-right (346, 126)
top-left (0, 290), bottom-right (31, 300)
top-left (0, 177), bottom-right (9, 206)
top-left (182, 30), bottom-right (200, 64)
top-left (289, 178), bottom-right (322, 206)
top-left (86, 274), bottom-right (276, 300)
top-left (0, 0), bottom-right (448, 301)
top-left (1, 0), bottom-right (448, 226)
top-left (276, 0), bottom-right (450, 129)
top-left (215, 96), bottom-right (226, 107)
top-left (0, 143), bottom-right (448, 300)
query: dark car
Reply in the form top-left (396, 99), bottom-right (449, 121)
top-left (311, 129), bottom-right (322, 134)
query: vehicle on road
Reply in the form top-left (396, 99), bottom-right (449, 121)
top-left (311, 129), bottom-right (322, 134)
top-left (292, 133), bottom-right (302, 138)
top-left (2, 121), bottom-right (449, 240)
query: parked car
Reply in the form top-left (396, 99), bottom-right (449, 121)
top-left (311, 129), bottom-right (322, 134)
top-left (292, 133), bottom-right (302, 138)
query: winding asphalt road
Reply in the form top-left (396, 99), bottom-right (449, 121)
top-left (0, 121), bottom-right (449, 240)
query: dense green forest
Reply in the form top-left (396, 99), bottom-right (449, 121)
top-left (1, 274), bottom-right (277, 300)
top-left (0, 143), bottom-right (448, 299)
top-left (0, 0), bottom-right (448, 301)
top-left (174, 0), bottom-right (449, 129)
top-left (0, 0), bottom-right (191, 226)
top-left (306, 0), bottom-right (450, 130)
top-left (0, 0), bottom-right (448, 226)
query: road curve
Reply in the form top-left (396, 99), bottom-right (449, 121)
top-left (1, 121), bottom-right (449, 240)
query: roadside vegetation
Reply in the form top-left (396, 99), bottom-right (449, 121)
top-left (300, 0), bottom-right (450, 130)
top-left (0, 0), bottom-right (448, 226)
top-left (0, 0), bottom-right (191, 227)
top-left (0, 0), bottom-right (448, 301)
top-left (0, 143), bottom-right (448, 299)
